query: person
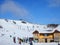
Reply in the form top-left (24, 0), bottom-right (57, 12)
top-left (26, 38), bottom-right (28, 43)
top-left (29, 39), bottom-right (33, 45)
top-left (13, 37), bottom-right (16, 43)
top-left (18, 37), bottom-right (21, 45)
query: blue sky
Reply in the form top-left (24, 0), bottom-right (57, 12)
top-left (0, 0), bottom-right (60, 24)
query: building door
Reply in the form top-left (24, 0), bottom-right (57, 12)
top-left (45, 38), bottom-right (47, 43)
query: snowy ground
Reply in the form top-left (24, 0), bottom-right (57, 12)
top-left (0, 34), bottom-right (58, 45)
top-left (0, 19), bottom-right (60, 45)
top-left (0, 42), bottom-right (58, 45)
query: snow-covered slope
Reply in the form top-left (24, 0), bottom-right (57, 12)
top-left (0, 19), bottom-right (60, 45)
top-left (0, 19), bottom-right (51, 37)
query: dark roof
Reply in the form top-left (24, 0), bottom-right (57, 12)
top-left (33, 30), bottom-right (39, 34)
top-left (53, 30), bottom-right (60, 33)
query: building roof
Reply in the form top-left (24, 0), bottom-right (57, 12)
top-left (33, 25), bottom-right (60, 34)
top-left (53, 30), bottom-right (60, 33)
top-left (33, 30), bottom-right (39, 34)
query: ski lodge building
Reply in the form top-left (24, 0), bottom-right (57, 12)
top-left (32, 24), bottom-right (60, 43)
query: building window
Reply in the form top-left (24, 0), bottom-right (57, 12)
top-left (42, 34), bottom-right (48, 36)
top-left (44, 34), bottom-right (47, 36)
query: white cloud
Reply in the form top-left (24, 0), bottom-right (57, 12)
top-left (0, 0), bottom-right (30, 18)
top-left (46, 0), bottom-right (60, 7)
top-left (0, 0), bottom-right (33, 22)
